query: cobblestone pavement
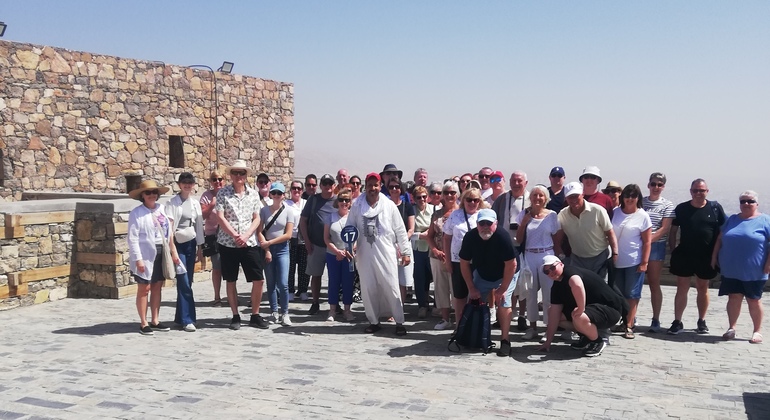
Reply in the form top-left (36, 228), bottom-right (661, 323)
top-left (1, 274), bottom-right (769, 420)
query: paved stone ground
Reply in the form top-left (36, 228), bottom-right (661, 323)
top-left (1, 274), bottom-right (770, 420)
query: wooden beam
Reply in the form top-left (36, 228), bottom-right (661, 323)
top-left (5, 211), bottom-right (76, 227)
top-left (0, 284), bottom-right (28, 299)
top-left (2, 226), bottom-right (24, 239)
top-left (76, 253), bottom-right (122, 265)
top-left (7, 265), bottom-right (72, 286)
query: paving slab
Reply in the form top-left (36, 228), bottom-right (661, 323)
top-left (1, 274), bottom-right (769, 419)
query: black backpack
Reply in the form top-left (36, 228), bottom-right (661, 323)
top-left (448, 300), bottom-right (495, 354)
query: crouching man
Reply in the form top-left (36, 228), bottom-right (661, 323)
top-left (459, 209), bottom-right (519, 357)
top-left (538, 255), bottom-right (627, 357)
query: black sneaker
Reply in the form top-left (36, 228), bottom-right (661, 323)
top-left (229, 315), bottom-right (241, 330)
top-left (308, 302), bottom-right (320, 315)
top-left (149, 322), bottom-right (170, 332)
top-left (696, 319), bottom-right (709, 334)
top-left (491, 321), bottom-right (501, 329)
top-left (583, 339), bottom-right (607, 357)
top-left (250, 314), bottom-right (269, 329)
top-left (570, 335), bottom-right (591, 350)
top-left (517, 317), bottom-right (528, 331)
top-left (140, 325), bottom-right (154, 335)
top-left (497, 339), bottom-right (511, 357)
top-left (667, 320), bottom-right (684, 335)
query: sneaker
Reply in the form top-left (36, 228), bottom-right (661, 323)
top-left (434, 319), bottom-right (451, 330)
top-left (229, 315), bottom-right (241, 330)
top-left (523, 328), bottom-right (538, 340)
top-left (667, 320), bottom-right (684, 335)
top-left (281, 313), bottom-right (292, 326)
top-left (326, 314), bottom-right (335, 322)
top-left (140, 325), bottom-right (154, 335)
top-left (583, 339), bottom-right (607, 357)
top-left (648, 318), bottom-right (661, 333)
top-left (696, 319), bottom-right (709, 334)
top-left (149, 322), bottom-right (170, 332)
top-left (270, 312), bottom-right (280, 324)
top-left (308, 302), bottom-right (320, 315)
top-left (418, 307), bottom-right (428, 319)
top-left (570, 335), bottom-right (591, 350)
top-left (517, 317), bottom-right (528, 331)
top-left (722, 328), bottom-right (736, 340)
top-left (431, 307), bottom-right (442, 317)
top-left (183, 323), bottom-right (196, 332)
top-left (497, 339), bottom-right (511, 357)
top-left (344, 311), bottom-right (356, 322)
top-left (300, 292), bottom-right (309, 301)
top-left (249, 314), bottom-right (269, 329)
top-left (489, 309), bottom-right (497, 324)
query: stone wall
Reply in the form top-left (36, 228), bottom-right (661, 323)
top-left (0, 40), bottom-right (294, 201)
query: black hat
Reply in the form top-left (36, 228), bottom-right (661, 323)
top-left (177, 172), bottom-right (195, 184)
top-left (257, 172), bottom-right (270, 181)
top-left (380, 164), bottom-right (403, 179)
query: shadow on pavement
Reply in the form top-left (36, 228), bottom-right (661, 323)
top-left (509, 344), bottom-right (583, 363)
top-left (744, 392), bottom-right (770, 419)
top-left (52, 322), bottom-right (137, 335)
top-left (636, 331), bottom-right (725, 344)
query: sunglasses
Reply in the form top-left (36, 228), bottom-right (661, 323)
top-left (321, 181), bottom-right (335, 187)
top-left (338, 198), bottom-right (351, 203)
top-left (459, 179), bottom-right (471, 184)
top-left (290, 186), bottom-right (303, 191)
top-left (542, 263), bottom-right (559, 275)
top-left (582, 175), bottom-right (598, 180)
top-left (258, 180), bottom-right (270, 185)
top-left (443, 191), bottom-right (457, 195)
top-left (430, 191), bottom-right (442, 195)
top-left (465, 198), bottom-right (480, 204)
top-left (478, 174), bottom-right (491, 179)
top-left (143, 189), bottom-right (159, 196)
top-left (351, 181), bottom-right (361, 186)
top-left (230, 171), bottom-right (247, 176)
top-left (389, 185), bottom-right (401, 190)
top-left (623, 194), bottom-right (639, 199)
top-left (270, 190), bottom-right (284, 196)
top-left (649, 182), bottom-right (665, 188)
top-left (490, 177), bottom-right (502, 183)
top-left (306, 183), bottom-right (317, 188)
top-left (691, 189), bottom-right (708, 193)
top-left (740, 199), bottom-right (757, 204)
top-left (415, 195), bottom-right (427, 200)
top-left (210, 177), bottom-right (224, 182)
top-left (478, 220), bottom-right (493, 227)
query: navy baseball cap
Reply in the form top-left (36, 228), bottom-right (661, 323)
top-left (549, 166), bottom-right (565, 177)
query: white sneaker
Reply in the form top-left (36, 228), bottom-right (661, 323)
top-left (270, 312), bottom-right (280, 324)
top-left (281, 313), bottom-right (292, 326)
top-left (434, 319), bottom-right (451, 330)
top-left (183, 323), bottom-right (196, 332)
top-left (523, 328), bottom-right (538, 340)
top-left (539, 335), bottom-right (547, 344)
top-left (300, 293), bottom-right (309, 301)
top-left (490, 309), bottom-right (497, 324)
top-left (326, 315), bottom-right (335, 322)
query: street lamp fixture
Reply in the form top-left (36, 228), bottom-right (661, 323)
top-left (218, 61), bottom-right (234, 74)
top-left (0, 22), bottom-right (7, 37)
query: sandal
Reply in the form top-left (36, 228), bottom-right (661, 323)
top-left (213, 298), bottom-right (222, 307)
top-left (612, 324), bottom-right (627, 333)
top-left (395, 325), bottom-right (407, 336)
top-left (623, 328), bottom-right (635, 339)
top-left (722, 328), bottom-right (736, 340)
top-left (364, 324), bottom-right (381, 334)
top-left (750, 332), bottom-right (763, 344)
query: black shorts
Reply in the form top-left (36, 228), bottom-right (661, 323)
top-left (451, 262), bottom-right (469, 300)
top-left (134, 245), bottom-right (165, 284)
top-left (219, 245), bottom-right (264, 282)
top-left (583, 304), bottom-right (621, 330)
top-left (669, 246), bottom-right (718, 280)
top-left (718, 277), bottom-right (767, 300)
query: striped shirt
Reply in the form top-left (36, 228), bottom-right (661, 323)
top-left (642, 196), bottom-right (675, 242)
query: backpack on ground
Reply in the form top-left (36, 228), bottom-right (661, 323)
top-left (448, 299), bottom-right (495, 354)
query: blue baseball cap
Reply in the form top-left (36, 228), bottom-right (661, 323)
top-left (269, 182), bottom-right (285, 193)
top-left (477, 209), bottom-right (497, 223)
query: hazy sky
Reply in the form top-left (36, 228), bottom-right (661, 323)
top-left (3, 1), bottom-right (769, 210)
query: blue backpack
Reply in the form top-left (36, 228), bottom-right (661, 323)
top-left (448, 299), bottom-right (495, 354)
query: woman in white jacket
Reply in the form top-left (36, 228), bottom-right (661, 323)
top-left (165, 172), bottom-right (205, 332)
top-left (128, 180), bottom-right (175, 335)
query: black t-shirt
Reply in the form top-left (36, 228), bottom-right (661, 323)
top-left (458, 228), bottom-right (518, 281)
top-left (672, 200), bottom-right (726, 253)
top-left (551, 265), bottom-right (625, 320)
top-left (395, 200), bottom-right (415, 229)
top-left (300, 193), bottom-right (335, 247)
top-left (547, 187), bottom-right (566, 212)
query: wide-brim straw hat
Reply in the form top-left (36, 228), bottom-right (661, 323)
top-left (129, 180), bottom-right (170, 200)
top-left (226, 159), bottom-right (252, 176)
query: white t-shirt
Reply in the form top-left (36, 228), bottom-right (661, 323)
top-left (442, 209), bottom-right (478, 262)
top-left (611, 208), bottom-right (653, 268)
top-left (284, 198), bottom-right (305, 239)
top-left (515, 210), bottom-right (559, 250)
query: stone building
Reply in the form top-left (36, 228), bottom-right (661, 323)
top-left (0, 40), bottom-right (294, 201)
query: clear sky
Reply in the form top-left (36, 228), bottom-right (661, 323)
top-left (3, 1), bottom-right (769, 211)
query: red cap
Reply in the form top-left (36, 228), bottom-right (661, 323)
top-left (365, 172), bottom-right (381, 182)
top-left (492, 170), bottom-right (504, 179)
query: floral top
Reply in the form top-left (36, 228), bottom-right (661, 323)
top-left (215, 185), bottom-right (261, 248)
top-left (429, 209), bottom-right (450, 260)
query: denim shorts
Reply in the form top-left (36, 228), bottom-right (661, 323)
top-left (472, 270), bottom-right (518, 308)
top-left (649, 241), bottom-right (667, 262)
top-left (613, 265), bottom-right (645, 299)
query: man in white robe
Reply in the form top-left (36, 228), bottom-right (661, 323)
top-left (347, 172), bottom-right (412, 336)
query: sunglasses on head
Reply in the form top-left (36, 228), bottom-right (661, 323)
top-left (143, 189), bottom-right (159, 196)
top-left (210, 177), bottom-right (224, 182)
top-left (542, 263), bottom-right (559, 275)
top-left (740, 199), bottom-right (757, 205)
top-left (230, 171), bottom-right (247, 176)
top-left (478, 220), bottom-right (493, 227)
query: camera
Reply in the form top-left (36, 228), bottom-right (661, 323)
top-left (509, 223), bottom-right (519, 231)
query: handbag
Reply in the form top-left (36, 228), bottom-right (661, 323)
top-left (201, 233), bottom-right (219, 257)
top-left (152, 212), bottom-right (175, 280)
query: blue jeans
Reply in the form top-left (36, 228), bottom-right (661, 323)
top-left (174, 239), bottom-right (197, 325)
top-left (413, 250), bottom-right (431, 308)
top-left (613, 265), bottom-right (645, 299)
top-left (265, 242), bottom-right (290, 313)
top-left (326, 253), bottom-right (354, 306)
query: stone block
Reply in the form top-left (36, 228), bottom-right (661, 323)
top-left (34, 289), bottom-right (50, 304)
top-left (75, 220), bottom-right (92, 240)
top-left (49, 287), bottom-right (67, 301)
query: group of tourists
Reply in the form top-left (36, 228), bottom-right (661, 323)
top-left (126, 161), bottom-right (770, 358)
